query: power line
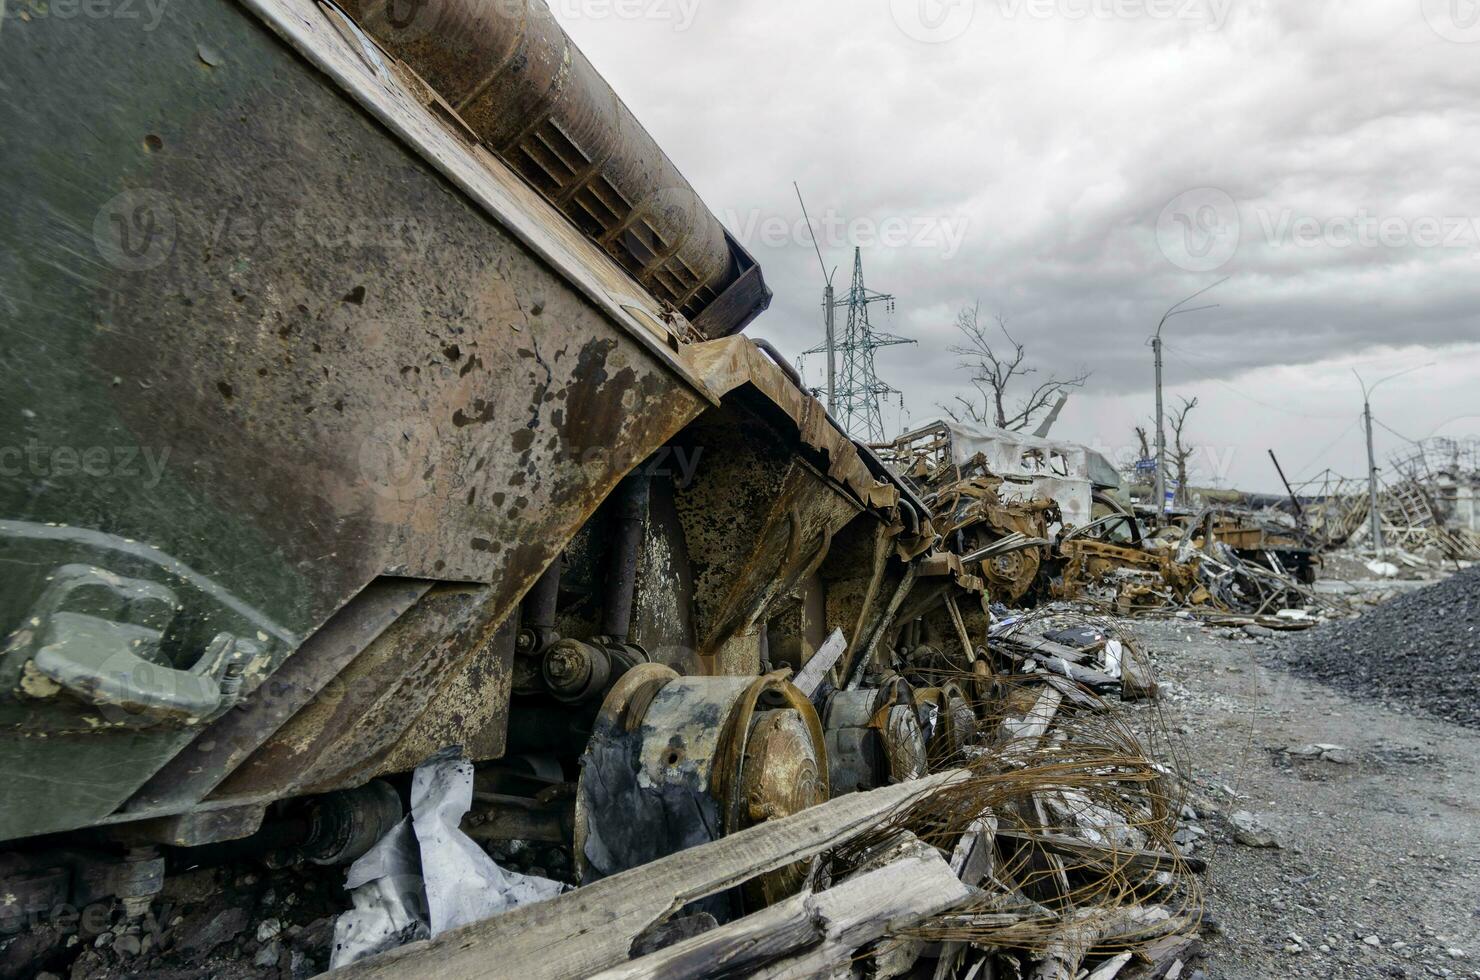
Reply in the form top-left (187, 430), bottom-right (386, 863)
top-left (1289, 414), bottom-right (1363, 481)
top-left (1159, 345), bottom-right (1355, 420)
top-left (1373, 417), bottom-right (1421, 446)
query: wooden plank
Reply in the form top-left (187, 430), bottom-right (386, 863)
top-left (595, 845), bottom-right (970, 980)
top-left (1040, 674), bottom-right (1107, 713)
top-left (1000, 686), bottom-right (1063, 745)
top-left (332, 771), bottom-right (969, 980)
top-left (944, 594), bottom-right (978, 666)
top-left (590, 896), bottom-right (815, 979)
top-left (742, 848), bottom-right (972, 980)
top-left (1086, 953), bottom-right (1133, 980)
top-left (793, 628), bottom-right (848, 697)
top-left (950, 815), bottom-right (998, 886)
top-left (1119, 645), bottom-right (1159, 702)
top-left (932, 815), bottom-right (998, 980)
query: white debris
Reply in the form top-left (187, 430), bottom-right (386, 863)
top-left (329, 752), bottom-right (565, 968)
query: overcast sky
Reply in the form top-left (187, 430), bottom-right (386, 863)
top-left (551, 0), bottom-right (1480, 493)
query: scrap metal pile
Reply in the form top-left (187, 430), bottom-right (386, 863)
top-left (876, 421), bottom-right (1333, 621)
top-left (324, 624), bottom-right (1205, 980)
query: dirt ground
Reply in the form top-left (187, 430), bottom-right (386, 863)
top-left (1125, 614), bottom-right (1480, 980)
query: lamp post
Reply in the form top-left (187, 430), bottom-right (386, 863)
top-left (1151, 278), bottom-right (1228, 521)
top-left (795, 183), bottom-right (837, 411)
top-left (1353, 364), bottom-right (1433, 556)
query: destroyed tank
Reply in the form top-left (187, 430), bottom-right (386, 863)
top-left (0, 0), bottom-right (987, 935)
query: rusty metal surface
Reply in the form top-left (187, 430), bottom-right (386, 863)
top-left (683, 338), bottom-right (912, 519)
top-left (0, 0), bottom-right (735, 840)
top-left (670, 409), bottom-right (861, 669)
top-left (244, 0), bottom-right (723, 389)
top-left (335, 0), bottom-right (770, 336)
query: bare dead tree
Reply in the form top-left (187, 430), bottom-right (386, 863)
top-left (941, 304), bottom-right (1089, 432)
top-left (1168, 397), bottom-right (1199, 507)
top-left (1134, 426), bottom-right (1151, 461)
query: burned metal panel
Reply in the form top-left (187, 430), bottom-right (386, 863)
top-left (669, 407), bottom-right (864, 667)
top-left (0, 0), bottom-right (708, 839)
top-left (630, 472), bottom-right (702, 673)
top-left (381, 613), bottom-right (517, 771)
top-left (246, 0), bottom-right (729, 371)
top-left (210, 584), bottom-right (493, 799)
top-left (683, 339), bottom-right (907, 518)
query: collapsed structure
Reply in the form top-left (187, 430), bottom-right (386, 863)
top-left (1303, 437), bottom-right (1480, 563)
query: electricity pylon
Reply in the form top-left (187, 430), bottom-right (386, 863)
top-left (804, 247), bottom-right (915, 443)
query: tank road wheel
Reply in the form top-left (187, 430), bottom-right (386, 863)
top-left (820, 678), bottom-right (928, 796)
top-left (985, 547), bottom-right (1041, 603)
top-left (574, 671), bottom-right (827, 914)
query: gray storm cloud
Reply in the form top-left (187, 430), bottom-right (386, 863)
top-left (554, 0), bottom-right (1480, 489)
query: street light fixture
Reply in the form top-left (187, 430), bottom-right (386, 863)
top-left (1151, 277), bottom-right (1228, 521)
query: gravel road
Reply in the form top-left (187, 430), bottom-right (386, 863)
top-left (1125, 613), bottom-right (1480, 979)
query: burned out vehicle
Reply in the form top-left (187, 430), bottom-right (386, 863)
top-left (0, 0), bottom-right (995, 960)
top-left (875, 422), bottom-right (1321, 615)
top-left (876, 420), bottom-right (1145, 606)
